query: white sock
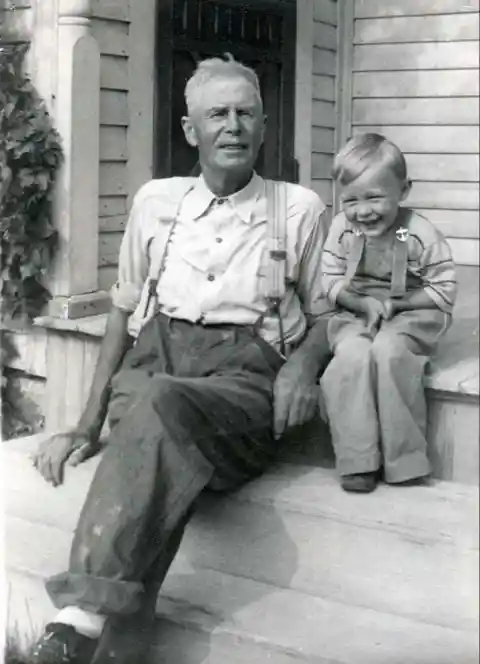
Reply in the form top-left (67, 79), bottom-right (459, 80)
top-left (54, 606), bottom-right (106, 639)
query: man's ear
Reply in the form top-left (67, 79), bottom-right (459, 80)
top-left (181, 116), bottom-right (198, 147)
top-left (400, 178), bottom-right (412, 202)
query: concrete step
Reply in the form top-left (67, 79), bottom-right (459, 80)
top-left (3, 436), bottom-right (479, 663)
top-left (6, 569), bottom-right (312, 664)
top-left (5, 564), bottom-right (478, 664)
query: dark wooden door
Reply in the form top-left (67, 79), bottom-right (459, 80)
top-left (154, 0), bottom-right (298, 182)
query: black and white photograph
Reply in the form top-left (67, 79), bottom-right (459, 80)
top-left (1, 0), bottom-right (478, 662)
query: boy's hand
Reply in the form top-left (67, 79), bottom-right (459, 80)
top-left (360, 297), bottom-right (389, 338)
top-left (383, 298), bottom-right (398, 321)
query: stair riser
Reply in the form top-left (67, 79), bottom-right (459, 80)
top-left (11, 328), bottom-right (479, 485)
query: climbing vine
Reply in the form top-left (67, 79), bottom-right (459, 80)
top-left (1, 40), bottom-right (63, 438)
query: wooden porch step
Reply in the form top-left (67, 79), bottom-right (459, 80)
top-left (4, 435), bottom-right (479, 663)
top-left (6, 564), bottom-right (478, 664)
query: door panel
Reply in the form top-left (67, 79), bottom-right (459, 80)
top-left (154, 0), bottom-right (298, 181)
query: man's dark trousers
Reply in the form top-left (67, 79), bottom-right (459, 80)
top-left (46, 313), bottom-right (286, 616)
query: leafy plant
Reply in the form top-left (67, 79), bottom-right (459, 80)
top-left (1, 40), bottom-right (63, 438)
top-left (1, 41), bottom-right (62, 318)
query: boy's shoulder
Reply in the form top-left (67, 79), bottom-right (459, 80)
top-left (330, 211), bottom-right (352, 234)
top-left (403, 208), bottom-right (447, 247)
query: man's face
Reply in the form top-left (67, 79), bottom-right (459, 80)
top-left (182, 76), bottom-right (266, 176)
top-left (339, 165), bottom-right (411, 238)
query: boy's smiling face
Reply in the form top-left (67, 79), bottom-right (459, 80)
top-left (340, 164), bottom-right (411, 238)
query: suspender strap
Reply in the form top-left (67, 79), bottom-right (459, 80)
top-left (390, 209), bottom-right (411, 298)
top-left (264, 180), bottom-right (288, 304)
top-left (142, 183), bottom-right (195, 319)
top-left (264, 180), bottom-right (288, 355)
top-left (341, 228), bottom-right (409, 298)
top-left (390, 235), bottom-right (409, 298)
top-left (343, 232), bottom-right (365, 289)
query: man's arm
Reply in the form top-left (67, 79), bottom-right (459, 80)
top-left (77, 306), bottom-right (132, 439)
top-left (33, 186), bottom-right (150, 485)
top-left (33, 307), bottom-right (131, 485)
top-left (273, 198), bottom-right (333, 437)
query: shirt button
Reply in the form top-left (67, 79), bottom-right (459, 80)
top-left (216, 237), bottom-right (223, 243)
top-left (207, 273), bottom-right (215, 281)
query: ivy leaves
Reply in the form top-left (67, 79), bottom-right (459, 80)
top-left (0, 42), bottom-right (63, 319)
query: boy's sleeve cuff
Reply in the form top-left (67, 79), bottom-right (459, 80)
top-left (423, 286), bottom-right (453, 314)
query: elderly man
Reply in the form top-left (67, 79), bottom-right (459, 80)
top-left (31, 56), bottom-right (332, 663)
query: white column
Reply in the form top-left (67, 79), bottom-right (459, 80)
top-left (48, 0), bottom-right (106, 316)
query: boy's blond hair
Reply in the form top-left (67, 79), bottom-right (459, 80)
top-left (333, 133), bottom-right (407, 185)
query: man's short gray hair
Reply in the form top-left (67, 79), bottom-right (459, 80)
top-left (184, 55), bottom-right (262, 114)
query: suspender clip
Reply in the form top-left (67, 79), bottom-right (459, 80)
top-left (396, 227), bottom-right (409, 242)
top-left (142, 278), bottom-right (158, 318)
top-left (269, 249), bottom-right (287, 262)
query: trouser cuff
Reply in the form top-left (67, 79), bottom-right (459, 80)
top-left (46, 572), bottom-right (145, 616)
top-left (383, 451), bottom-right (430, 484)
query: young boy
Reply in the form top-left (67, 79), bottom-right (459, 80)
top-left (321, 133), bottom-right (456, 493)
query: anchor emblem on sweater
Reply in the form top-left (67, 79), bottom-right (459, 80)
top-left (396, 227), bottom-right (409, 242)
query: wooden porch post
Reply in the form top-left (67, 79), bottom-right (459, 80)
top-left (47, 0), bottom-right (108, 317)
top-left (43, 0), bottom-right (104, 432)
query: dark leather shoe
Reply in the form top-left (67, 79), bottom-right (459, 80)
top-left (31, 623), bottom-right (98, 663)
top-left (341, 471), bottom-right (378, 493)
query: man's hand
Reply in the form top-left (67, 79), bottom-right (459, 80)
top-left (32, 431), bottom-right (101, 487)
top-left (273, 361), bottom-right (319, 440)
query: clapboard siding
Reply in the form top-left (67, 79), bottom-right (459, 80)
top-left (311, 0), bottom-right (338, 219)
top-left (99, 126), bottom-right (128, 161)
top-left (353, 70), bottom-right (480, 99)
top-left (98, 232), bottom-right (124, 268)
top-left (355, 14), bottom-right (479, 43)
top-left (353, 98), bottom-right (479, 126)
top-left (351, 1), bottom-right (480, 266)
top-left (421, 210), bottom-right (479, 239)
top-left (91, 0), bottom-right (130, 22)
top-left (355, 0), bottom-right (479, 18)
top-left (353, 126), bottom-right (479, 154)
top-left (91, 0), bottom-right (130, 283)
top-left (408, 182), bottom-right (479, 211)
top-left (354, 42), bottom-right (479, 71)
top-left (0, 1), bottom-right (33, 39)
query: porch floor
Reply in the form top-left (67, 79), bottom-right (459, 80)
top-left (4, 435), bottom-right (479, 663)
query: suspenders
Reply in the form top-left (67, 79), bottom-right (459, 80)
top-left (141, 178), bottom-right (290, 354)
top-left (343, 212), bottom-right (411, 298)
top-left (141, 182), bottom-right (194, 320)
top-left (264, 180), bottom-right (288, 355)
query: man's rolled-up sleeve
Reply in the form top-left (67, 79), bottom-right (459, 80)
top-left (296, 197), bottom-right (334, 320)
top-left (110, 194), bottom-right (149, 312)
top-left (321, 214), bottom-right (349, 305)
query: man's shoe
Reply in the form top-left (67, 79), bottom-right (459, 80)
top-left (341, 471), bottom-right (378, 493)
top-left (31, 623), bottom-right (98, 663)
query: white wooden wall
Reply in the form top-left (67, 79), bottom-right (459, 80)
top-left (0, 1), bottom-right (33, 40)
top-left (310, 0), bottom-right (338, 214)
top-left (91, 0), bottom-right (130, 291)
top-left (94, 0), bottom-right (156, 291)
top-left (350, 0), bottom-right (479, 267)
